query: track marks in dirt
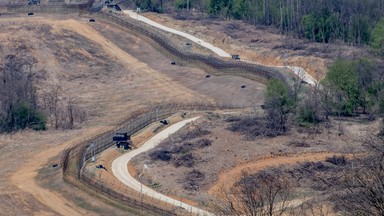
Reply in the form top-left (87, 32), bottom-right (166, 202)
top-left (10, 127), bottom-right (113, 216)
top-left (58, 19), bottom-right (203, 102)
top-left (208, 152), bottom-right (353, 196)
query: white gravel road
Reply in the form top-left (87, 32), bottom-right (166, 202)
top-left (112, 117), bottom-right (213, 216)
top-left (123, 10), bottom-right (231, 58)
top-left (123, 10), bottom-right (318, 86)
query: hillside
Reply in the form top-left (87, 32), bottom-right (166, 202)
top-left (0, 12), bottom-right (265, 215)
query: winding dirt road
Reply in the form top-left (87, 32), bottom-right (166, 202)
top-left (208, 152), bottom-right (353, 196)
top-left (123, 10), bottom-right (318, 86)
top-left (112, 117), bottom-right (213, 216)
top-left (123, 10), bottom-right (231, 58)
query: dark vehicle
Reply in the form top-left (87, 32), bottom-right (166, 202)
top-left (231, 54), bottom-right (240, 60)
top-left (28, 12), bottom-right (34, 16)
top-left (160, 120), bottom-right (168, 125)
top-left (89, 19), bottom-right (96, 22)
top-left (113, 132), bottom-right (129, 141)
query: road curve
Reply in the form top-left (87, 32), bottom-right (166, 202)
top-left (112, 117), bottom-right (213, 216)
top-left (123, 10), bottom-right (231, 58)
top-left (122, 10), bottom-right (318, 86)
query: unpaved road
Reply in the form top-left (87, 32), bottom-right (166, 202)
top-left (123, 10), bottom-right (231, 58)
top-left (112, 117), bottom-right (213, 216)
top-left (208, 152), bottom-right (353, 196)
top-left (123, 10), bottom-right (318, 86)
top-left (10, 128), bottom-right (110, 216)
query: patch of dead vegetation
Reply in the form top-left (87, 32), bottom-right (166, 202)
top-left (132, 112), bottom-right (379, 209)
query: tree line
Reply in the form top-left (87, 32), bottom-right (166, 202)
top-left (0, 53), bottom-right (87, 133)
top-left (136, 0), bottom-right (384, 48)
top-left (0, 54), bottom-right (46, 132)
top-left (221, 57), bottom-right (384, 214)
top-left (263, 57), bottom-right (384, 132)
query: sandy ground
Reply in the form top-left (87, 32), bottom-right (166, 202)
top-left (112, 117), bottom-right (214, 216)
top-left (123, 10), bottom-right (318, 86)
top-left (0, 12), bottom-right (266, 215)
top-left (140, 11), bottom-right (365, 80)
top-left (0, 10), bottom-right (374, 216)
top-left (131, 114), bottom-right (378, 208)
top-left (123, 10), bottom-right (231, 58)
top-left (208, 152), bottom-right (354, 196)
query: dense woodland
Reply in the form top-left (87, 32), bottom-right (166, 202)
top-left (136, 0), bottom-right (384, 48)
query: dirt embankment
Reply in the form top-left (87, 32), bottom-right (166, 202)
top-left (130, 113), bottom-right (377, 207)
top-left (0, 14), bottom-right (209, 215)
top-left (0, 12), bottom-right (269, 215)
top-left (142, 12), bottom-right (365, 80)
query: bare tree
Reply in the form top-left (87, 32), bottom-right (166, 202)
top-left (42, 86), bottom-right (87, 130)
top-left (0, 54), bottom-right (45, 132)
top-left (216, 169), bottom-right (292, 216)
top-left (339, 135), bottom-right (384, 215)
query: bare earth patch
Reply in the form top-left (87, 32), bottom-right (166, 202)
top-left (142, 11), bottom-right (365, 80)
top-left (0, 12), bottom-right (266, 215)
top-left (131, 113), bottom-right (378, 208)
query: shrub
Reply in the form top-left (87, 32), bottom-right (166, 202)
top-left (149, 149), bottom-right (172, 161)
top-left (194, 138), bottom-right (212, 148)
top-left (183, 169), bottom-right (205, 191)
top-left (182, 126), bottom-right (210, 139)
top-left (3, 101), bottom-right (47, 132)
top-left (173, 152), bottom-right (196, 167)
top-left (325, 155), bottom-right (347, 166)
top-left (287, 140), bottom-right (310, 148)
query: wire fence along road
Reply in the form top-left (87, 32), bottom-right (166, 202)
top-left (123, 10), bottom-right (231, 58)
top-left (112, 117), bottom-right (213, 216)
top-left (123, 10), bottom-right (318, 86)
top-left (60, 103), bottom-right (243, 215)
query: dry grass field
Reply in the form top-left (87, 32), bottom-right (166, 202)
top-left (0, 12), bottom-right (265, 215)
top-left (144, 12), bottom-right (366, 80)
top-left (0, 8), bottom-right (378, 216)
top-left (131, 113), bottom-right (380, 211)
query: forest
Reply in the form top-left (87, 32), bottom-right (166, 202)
top-left (136, 0), bottom-right (384, 47)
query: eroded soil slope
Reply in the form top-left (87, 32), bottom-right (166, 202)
top-left (132, 113), bottom-right (379, 208)
top-left (0, 13), bottom-right (266, 215)
top-left (143, 12), bottom-right (366, 80)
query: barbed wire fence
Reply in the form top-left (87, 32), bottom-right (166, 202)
top-left (3, 4), bottom-right (296, 214)
top-left (5, 4), bottom-right (296, 90)
top-left (60, 102), bottom-right (246, 215)
top-left (90, 11), bottom-right (296, 90)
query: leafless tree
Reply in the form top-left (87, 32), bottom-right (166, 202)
top-left (0, 54), bottom-right (44, 132)
top-left (215, 169), bottom-right (292, 216)
top-left (42, 86), bottom-right (87, 130)
top-left (339, 135), bottom-right (384, 215)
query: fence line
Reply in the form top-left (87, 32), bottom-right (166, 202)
top-left (2, 4), bottom-right (295, 214)
top-left (5, 5), bottom-right (296, 90)
top-left (62, 102), bottom-right (245, 215)
top-left (91, 12), bottom-right (295, 89)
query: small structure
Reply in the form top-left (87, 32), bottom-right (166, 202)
top-left (113, 132), bottom-right (132, 150)
top-left (160, 120), bottom-right (168, 125)
top-left (231, 54), bottom-right (240, 60)
top-left (28, 12), bottom-right (34, 16)
top-left (89, 19), bottom-right (96, 22)
top-left (107, 4), bottom-right (121, 11)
